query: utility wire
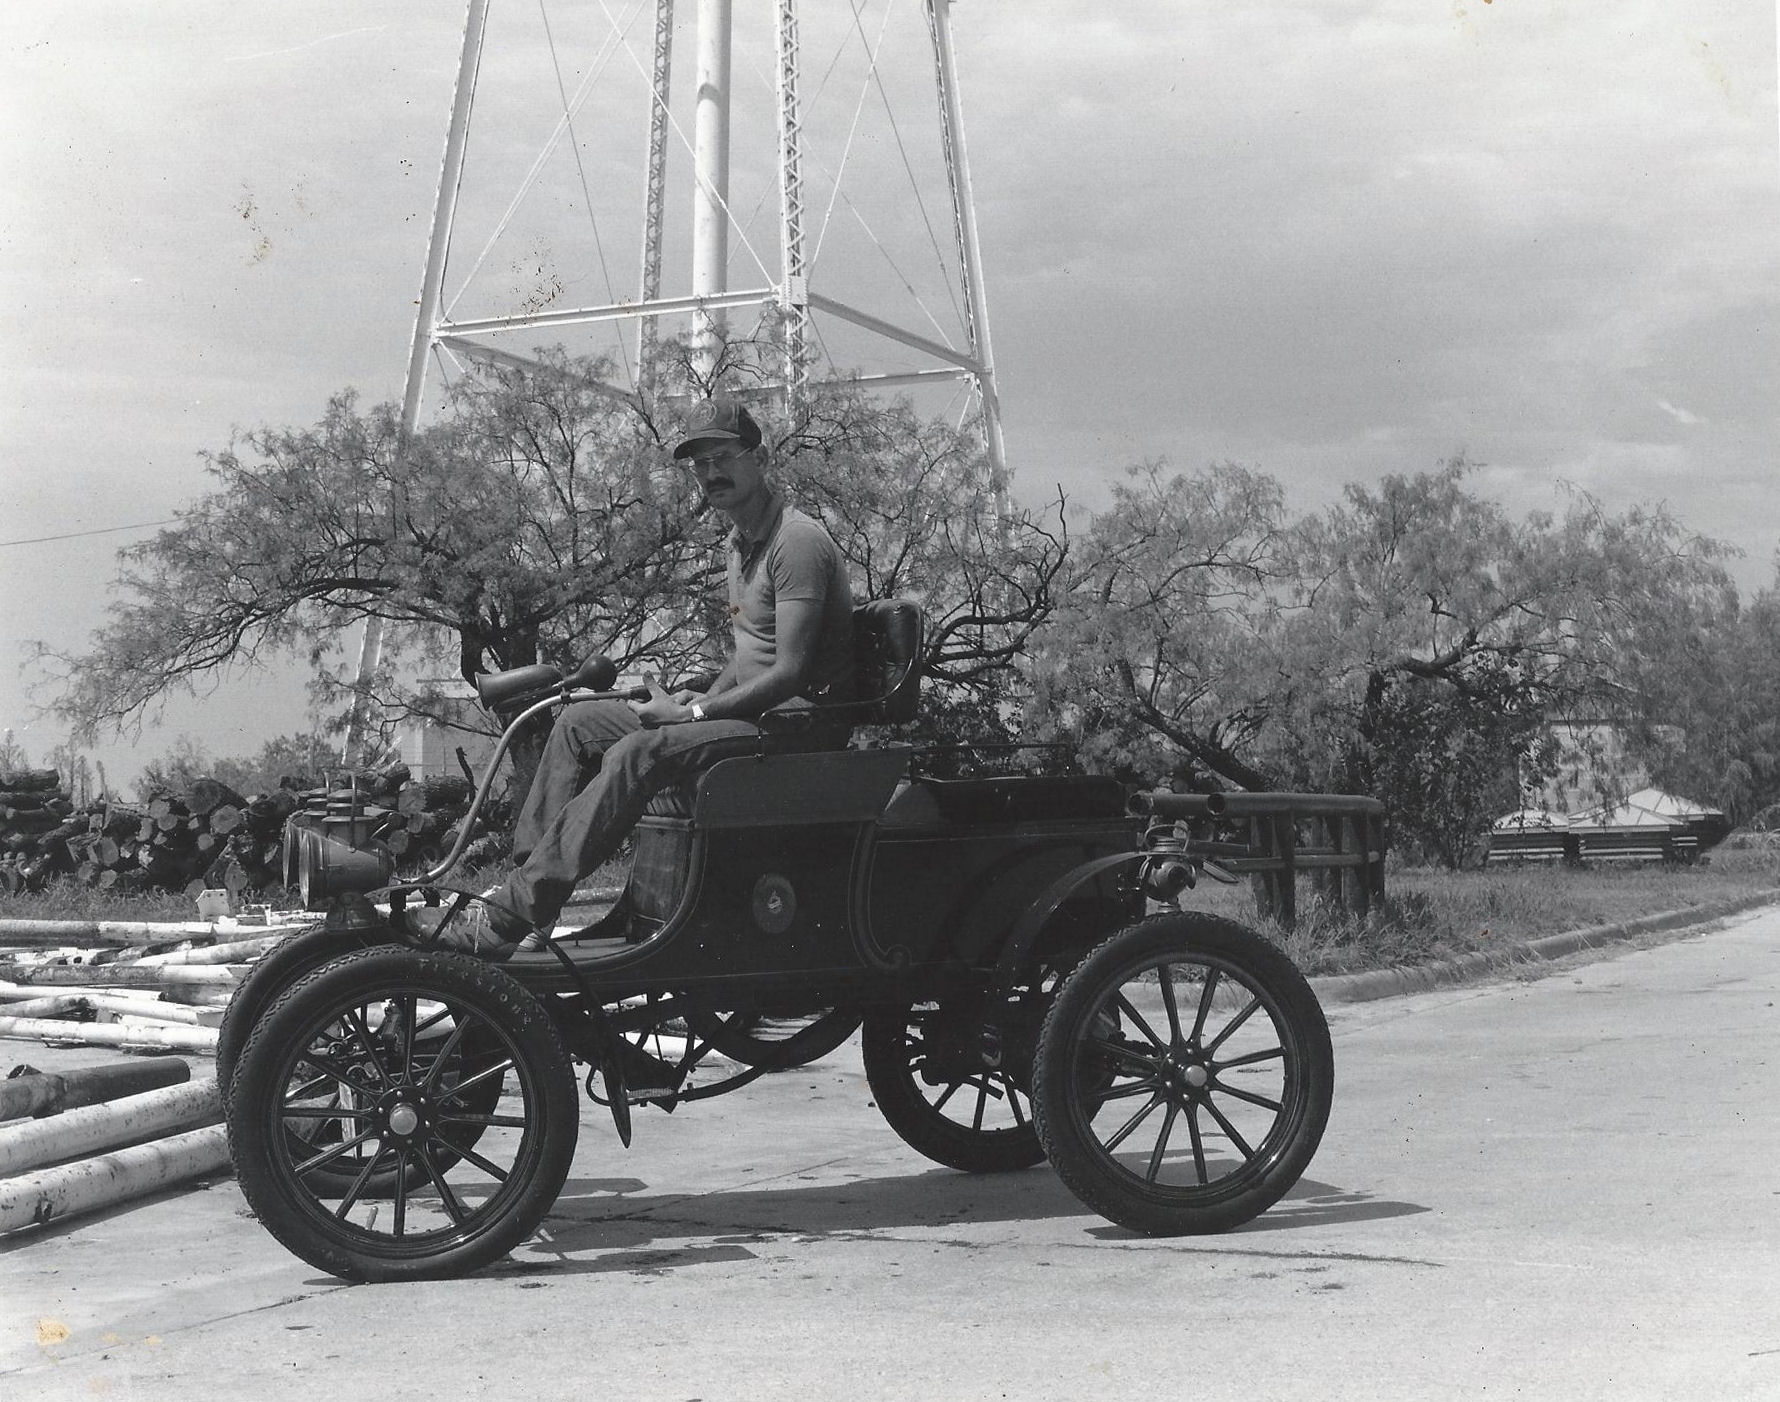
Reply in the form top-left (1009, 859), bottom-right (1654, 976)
top-left (0, 520), bottom-right (178, 549)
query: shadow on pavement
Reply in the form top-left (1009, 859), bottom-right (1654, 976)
top-left (1232, 1175), bottom-right (1430, 1233)
top-left (519, 1164), bottom-right (1427, 1275)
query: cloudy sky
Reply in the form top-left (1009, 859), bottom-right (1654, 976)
top-left (3, 0), bottom-right (1776, 790)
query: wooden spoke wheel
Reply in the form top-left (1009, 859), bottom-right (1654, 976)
top-left (1032, 915), bottom-right (1333, 1235)
top-left (228, 947), bottom-right (577, 1282)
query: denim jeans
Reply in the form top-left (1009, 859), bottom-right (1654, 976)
top-left (500, 699), bottom-right (838, 931)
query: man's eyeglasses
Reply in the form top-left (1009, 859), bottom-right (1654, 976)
top-left (684, 447), bottom-right (749, 471)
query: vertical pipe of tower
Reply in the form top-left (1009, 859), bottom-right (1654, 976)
top-left (775, 0), bottom-right (810, 409)
top-left (691, 0), bottom-right (733, 380)
top-left (638, 0), bottom-right (675, 385)
top-left (927, 0), bottom-right (1009, 514)
top-left (344, 0), bottom-right (492, 764)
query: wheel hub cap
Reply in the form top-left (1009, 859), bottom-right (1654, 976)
top-left (387, 1102), bottom-right (421, 1137)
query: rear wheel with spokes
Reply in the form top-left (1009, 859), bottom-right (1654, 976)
top-left (1032, 914), bottom-right (1333, 1235)
top-left (227, 947), bottom-right (578, 1282)
top-left (862, 995), bottom-right (1046, 1173)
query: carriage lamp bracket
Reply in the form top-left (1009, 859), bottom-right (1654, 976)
top-left (321, 891), bottom-right (386, 935)
top-left (1139, 822), bottom-right (1199, 903)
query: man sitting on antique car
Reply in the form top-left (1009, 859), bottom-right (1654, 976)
top-left (433, 395), bottom-right (856, 959)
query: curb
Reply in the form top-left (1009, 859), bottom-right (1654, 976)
top-left (1310, 889), bottom-right (1780, 1006)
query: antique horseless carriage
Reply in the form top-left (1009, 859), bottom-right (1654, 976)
top-left (221, 601), bottom-right (1335, 1281)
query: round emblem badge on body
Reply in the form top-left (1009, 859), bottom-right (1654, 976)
top-left (751, 873), bottom-right (797, 935)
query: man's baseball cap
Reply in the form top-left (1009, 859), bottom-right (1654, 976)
top-left (672, 397), bottom-right (764, 459)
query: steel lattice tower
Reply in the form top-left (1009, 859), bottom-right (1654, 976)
top-left (345, 0), bottom-right (1006, 758)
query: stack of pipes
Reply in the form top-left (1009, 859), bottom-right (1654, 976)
top-left (0, 920), bottom-right (310, 1054)
top-left (0, 1057), bottom-right (230, 1233)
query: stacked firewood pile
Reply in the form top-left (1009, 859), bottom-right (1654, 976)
top-left (0, 770), bottom-right (77, 895)
top-left (72, 781), bottom-right (297, 897)
top-left (0, 763), bottom-right (509, 898)
top-left (285, 768), bottom-right (509, 875)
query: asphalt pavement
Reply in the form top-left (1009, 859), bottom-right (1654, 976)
top-left (3, 905), bottom-right (1777, 1401)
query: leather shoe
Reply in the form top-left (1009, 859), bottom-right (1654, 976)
top-left (412, 898), bottom-right (529, 962)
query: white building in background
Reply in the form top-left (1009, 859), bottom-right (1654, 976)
top-left (392, 689), bottom-right (500, 782)
top-left (1530, 717), bottom-right (1683, 815)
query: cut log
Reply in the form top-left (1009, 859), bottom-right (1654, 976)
top-left (0, 769), bottom-right (62, 792)
top-left (0, 808), bottom-right (60, 833)
top-left (183, 778), bottom-right (246, 817)
top-left (99, 804), bottom-right (147, 837)
top-left (397, 775), bottom-right (473, 812)
top-left (245, 790), bottom-right (298, 834)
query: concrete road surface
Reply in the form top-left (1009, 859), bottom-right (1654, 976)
top-left (3, 907), bottom-right (1777, 1401)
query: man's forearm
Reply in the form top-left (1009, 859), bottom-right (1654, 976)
top-left (695, 663), bottom-right (809, 721)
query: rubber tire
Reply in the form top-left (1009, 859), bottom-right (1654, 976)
top-left (217, 922), bottom-right (448, 1200)
top-left (862, 1006), bottom-right (1045, 1173)
top-left (228, 946), bottom-right (579, 1282)
top-left (216, 922), bottom-right (393, 1105)
top-left (1032, 914), bottom-right (1333, 1236)
top-left (685, 1005), bottom-right (863, 1071)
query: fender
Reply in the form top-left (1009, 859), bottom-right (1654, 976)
top-left (989, 849), bottom-right (1146, 1000)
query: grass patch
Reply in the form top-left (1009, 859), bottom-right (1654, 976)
top-left (1180, 841), bottom-right (1780, 975)
top-left (0, 882), bottom-right (204, 924)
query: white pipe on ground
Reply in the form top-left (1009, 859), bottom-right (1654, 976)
top-left (85, 997), bottom-right (207, 1026)
top-left (0, 1123), bottom-right (230, 1233)
top-left (0, 1079), bottom-right (221, 1177)
top-left (160, 988), bottom-right (235, 1010)
top-left (136, 933), bottom-right (295, 967)
top-left (0, 1016), bottom-right (219, 1054)
top-left (0, 996), bottom-right (83, 1020)
top-left (0, 982), bottom-right (161, 1004)
top-left (0, 916), bottom-right (307, 946)
top-left (0, 965), bottom-right (241, 990)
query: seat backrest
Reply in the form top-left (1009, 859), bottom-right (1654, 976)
top-left (848, 598), bottom-right (923, 725)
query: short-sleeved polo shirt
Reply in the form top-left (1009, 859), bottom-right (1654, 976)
top-left (727, 500), bottom-right (855, 700)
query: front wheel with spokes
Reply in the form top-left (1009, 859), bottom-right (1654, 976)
top-left (227, 946), bottom-right (578, 1282)
top-left (1032, 914), bottom-right (1333, 1235)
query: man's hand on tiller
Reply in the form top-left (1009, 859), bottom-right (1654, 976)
top-left (630, 679), bottom-right (696, 728)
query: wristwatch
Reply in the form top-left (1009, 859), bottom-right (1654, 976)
top-left (689, 702), bottom-right (706, 722)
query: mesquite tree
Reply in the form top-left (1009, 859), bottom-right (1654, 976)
top-left (1271, 459), bottom-right (1735, 863)
top-left (44, 344), bottom-right (1064, 783)
top-left (1025, 460), bottom-right (1290, 790)
top-left (43, 354), bottom-right (717, 774)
